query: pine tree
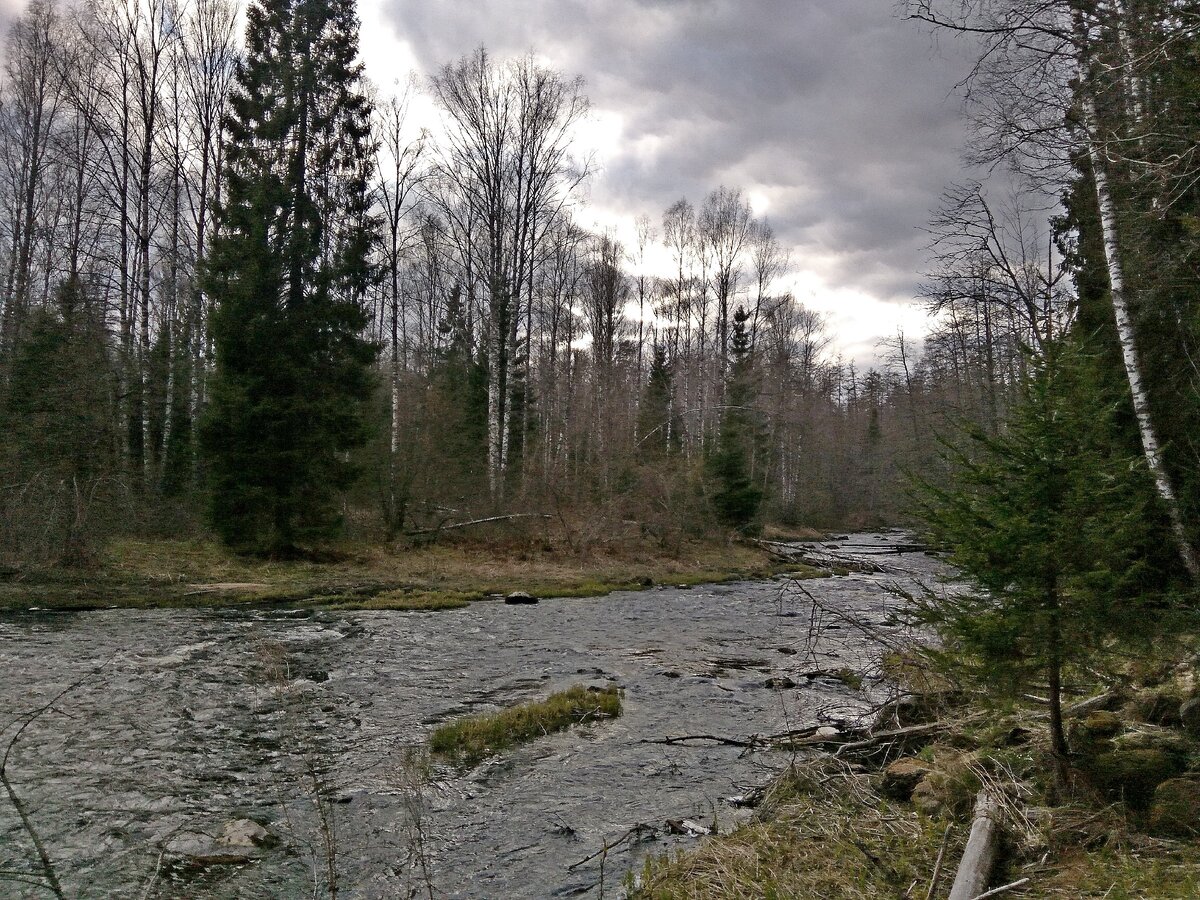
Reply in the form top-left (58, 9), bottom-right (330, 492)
top-left (200, 0), bottom-right (378, 555)
top-left (917, 337), bottom-right (1179, 767)
top-left (709, 306), bottom-right (764, 532)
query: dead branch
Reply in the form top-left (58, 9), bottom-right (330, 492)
top-left (566, 823), bottom-right (657, 871)
top-left (1, 664), bottom-right (108, 900)
top-left (640, 734), bottom-right (767, 750)
top-left (970, 878), bottom-right (1030, 900)
top-left (833, 722), bottom-right (946, 758)
top-left (405, 513), bottom-right (552, 537)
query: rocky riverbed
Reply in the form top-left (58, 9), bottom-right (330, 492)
top-left (0, 533), bottom-right (941, 898)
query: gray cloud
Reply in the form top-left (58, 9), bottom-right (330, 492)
top-left (380, 0), bottom-right (979, 311)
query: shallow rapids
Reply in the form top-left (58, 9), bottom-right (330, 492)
top-left (0, 532), bottom-right (940, 898)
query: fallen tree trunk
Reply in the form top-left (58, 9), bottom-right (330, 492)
top-left (406, 513), bottom-right (552, 538)
top-left (948, 791), bottom-right (1003, 900)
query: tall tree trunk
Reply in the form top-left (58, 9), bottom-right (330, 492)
top-left (1082, 96), bottom-right (1199, 580)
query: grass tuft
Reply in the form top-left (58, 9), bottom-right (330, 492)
top-left (429, 684), bottom-right (622, 767)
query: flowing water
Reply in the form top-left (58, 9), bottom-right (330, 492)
top-left (0, 533), bottom-right (940, 898)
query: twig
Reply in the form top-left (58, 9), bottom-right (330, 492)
top-left (567, 824), bottom-right (656, 871)
top-left (1, 662), bottom-right (108, 900)
top-left (969, 878), bottom-right (1030, 900)
top-left (927, 824), bottom-right (953, 900)
top-left (405, 513), bottom-right (551, 537)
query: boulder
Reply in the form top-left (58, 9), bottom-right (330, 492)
top-left (168, 832), bottom-right (255, 867)
top-left (1082, 711), bottom-right (1123, 738)
top-left (880, 757), bottom-right (933, 801)
top-left (504, 591), bottom-right (539, 605)
top-left (1148, 778), bottom-right (1200, 838)
top-left (911, 775), bottom-right (943, 817)
top-left (1084, 749), bottom-right (1184, 809)
top-left (1131, 689), bottom-right (1184, 727)
top-left (764, 676), bottom-right (797, 690)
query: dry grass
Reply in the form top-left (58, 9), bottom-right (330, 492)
top-left (429, 685), bottom-right (622, 767)
top-left (634, 682), bottom-right (1200, 900)
top-left (634, 760), bottom-right (956, 899)
top-left (0, 535), bottom-right (818, 610)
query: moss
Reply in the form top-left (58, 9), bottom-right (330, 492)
top-left (1083, 749), bottom-right (1184, 809)
top-left (832, 667), bottom-right (864, 691)
top-left (429, 685), bottom-right (622, 767)
top-left (336, 589), bottom-right (481, 611)
top-left (1148, 778), bottom-right (1200, 838)
top-left (1082, 711), bottom-right (1123, 738)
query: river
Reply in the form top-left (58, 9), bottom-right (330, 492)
top-left (0, 532), bottom-right (938, 898)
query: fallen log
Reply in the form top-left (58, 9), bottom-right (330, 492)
top-left (1064, 690), bottom-right (1120, 719)
top-left (405, 513), bottom-right (552, 537)
top-left (947, 791), bottom-right (1003, 900)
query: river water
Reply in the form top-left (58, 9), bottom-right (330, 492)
top-left (0, 533), bottom-right (938, 898)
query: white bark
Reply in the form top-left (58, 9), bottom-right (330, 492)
top-left (1083, 96), bottom-right (1200, 579)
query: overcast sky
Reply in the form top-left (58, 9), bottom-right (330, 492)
top-left (365, 0), bottom-right (981, 366)
top-left (0, 0), bottom-right (980, 366)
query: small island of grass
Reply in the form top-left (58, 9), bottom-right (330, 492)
top-left (430, 685), bottom-right (623, 767)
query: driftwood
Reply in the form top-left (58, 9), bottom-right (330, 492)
top-left (947, 791), bottom-right (1003, 900)
top-left (405, 513), bottom-right (552, 537)
top-left (832, 722), bottom-right (945, 758)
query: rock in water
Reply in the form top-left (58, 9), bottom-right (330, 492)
top-left (505, 591), bottom-right (539, 605)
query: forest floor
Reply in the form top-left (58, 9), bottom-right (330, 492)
top-left (0, 529), bottom-right (824, 612)
top-left (633, 653), bottom-right (1200, 899)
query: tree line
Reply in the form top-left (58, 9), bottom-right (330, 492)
top-left (0, 0), bottom-right (1079, 562)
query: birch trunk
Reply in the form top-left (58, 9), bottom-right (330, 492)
top-left (1082, 96), bottom-right (1200, 579)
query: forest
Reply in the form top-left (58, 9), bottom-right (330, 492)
top-left (0, 0), bottom-right (1039, 564)
top-left (1, 0), bottom-right (1200, 897)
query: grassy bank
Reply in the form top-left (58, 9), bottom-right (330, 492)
top-left (0, 535), bottom-right (820, 611)
top-left (632, 663), bottom-right (1200, 899)
top-left (430, 684), bottom-right (623, 767)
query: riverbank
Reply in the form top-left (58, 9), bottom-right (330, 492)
top-left (0, 533), bottom-right (822, 611)
top-left (632, 654), bottom-right (1200, 898)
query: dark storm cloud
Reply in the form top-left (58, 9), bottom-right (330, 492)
top-left (380, 0), bottom-right (978, 305)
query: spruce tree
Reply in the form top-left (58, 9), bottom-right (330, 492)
top-left (637, 344), bottom-right (682, 460)
top-left (709, 307), bottom-right (764, 532)
top-left (917, 337), bottom-right (1179, 767)
top-left (201, 0), bottom-right (378, 555)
